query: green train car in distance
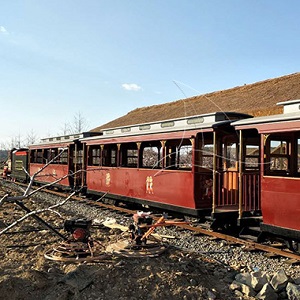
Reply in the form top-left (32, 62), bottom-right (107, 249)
top-left (11, 148), bottom-right (29, 182)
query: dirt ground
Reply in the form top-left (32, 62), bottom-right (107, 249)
top-left (0, 196), bottom-right (243, 300)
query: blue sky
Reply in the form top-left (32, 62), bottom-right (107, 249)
top-left (1, 0), bottom-right (300, 146)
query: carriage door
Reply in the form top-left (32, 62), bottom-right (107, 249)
top-left (194, 133), bottom-right (214, 208)
top-left (220, 136), bottom-right (239, 207)
top-left (69, 142), bottom-right (84, 189)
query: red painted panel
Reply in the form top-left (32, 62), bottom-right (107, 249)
top-left (86, 167), bottom-right (201, 209)
top-left (261, 176), bottom-right (300, 230)
top-left (235, 120), bottom-right (300, 133)
top-left (30, 163), bottom-right (70, 186)
top-left (15, 151), bottom-right (28, 156)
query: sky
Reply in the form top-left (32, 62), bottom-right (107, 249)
top-left (1, 0), bottom-right (300, 147)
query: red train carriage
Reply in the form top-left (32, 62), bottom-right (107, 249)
top-left (28, 132), bottom-right (100, 190)
top-left (81, 112), bottom-right (251, 217)
top-left (233, 99), bottom-right (300, 246)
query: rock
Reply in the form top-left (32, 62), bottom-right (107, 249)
top-left (293, 277), bottom-right (300, 285)
top-left (235, 272), bottom-right (252, 286)
top-left (229, 281), bottom-right (241, 291)
top-left (278, 290), bottom-right (288, 299)
top-left (0, 220), bottom-right (7, 228)
top-left (234, 290), bottom-right (244, 297)
top-left (286, 282), bottom-right (300, 300)
top-left (256, 283), bottom-right (278, 300)
top-left (59, 265), bottom-right (95, 291)
top-left (26, 269), bottom-right (52, 289)
top-left (250, 270), bottom-right (269, 291)
top-left (240, 283), bottom-right (256, 297)
top-left (270, 269), bottom-right (289, 292)
top-left (207, 290), bottom-right (216, 300)
top-left (255, 283), bottom-right (278, 300)
top-left (44, 284), bottom-right (76, 300)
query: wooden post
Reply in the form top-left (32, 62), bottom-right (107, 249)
top-left (212, 131), bottom-right (217, 214)
top-left (238, 130), bottom-right (243, 219)
top-left (161, 141), bottom-right (166, 169)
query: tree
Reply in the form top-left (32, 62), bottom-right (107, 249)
top-left (57, 112), bottom-right (89, 136)
top-left (71, 111), bottom-right (89, 133)
top-left (0, 130), bottom-right (39, 151)
top-left (25, 130), bottom-right (39, 146)
top-left (60, 122), bottom-right (71, 135)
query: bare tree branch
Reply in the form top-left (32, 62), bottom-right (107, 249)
top-left (0, 191), bottom-right (76, 235)
top-left (0, 194), bottom-right (8, 206)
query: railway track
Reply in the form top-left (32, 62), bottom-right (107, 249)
top-left (2, 180), bottom-right (300, 263)
top-left (38, 187), bottom-right (300, 263)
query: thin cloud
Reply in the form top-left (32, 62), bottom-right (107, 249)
top-left (122, 83), bottom-right (142, 91)
top-left (0, 26), bottom-right (9, 35)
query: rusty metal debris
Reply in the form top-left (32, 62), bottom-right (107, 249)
top-left (45, 212), bottom-right (172, 261)
top-left (106, 239), bottom-right (168, 258)
top-left (44, 240), bottom-right (109, 262)
top-left (44, 218), bottom-right (109, 262)
top-left (106, 212), bottom-right (188, 258)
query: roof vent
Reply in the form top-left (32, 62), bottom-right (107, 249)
top-left (277, 99), bottom-right (300, 114)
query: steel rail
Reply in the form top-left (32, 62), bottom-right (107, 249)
top-left (8, 181), bottom-right (300, 262)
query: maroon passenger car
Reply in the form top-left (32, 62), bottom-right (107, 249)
top-left (81, 112), bottom-right (250, 217)
top-left (28, 132), bottom-right (99, 190)
top-left (233, 99), bottom-right (300, 246)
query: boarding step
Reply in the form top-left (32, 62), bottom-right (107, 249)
top-left (238, 216), bottom-right (262, 227)
top-left (239, 226), bottom-right (262, 242)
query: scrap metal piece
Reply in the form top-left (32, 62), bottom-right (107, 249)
top-left (106, 239), bottom-right (168, 258)
top-left (44, 240), bottom-right (109, 262)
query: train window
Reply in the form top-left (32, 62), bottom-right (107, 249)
top-left (178, 145), bottom-right (192, 169)
top-left (165, 139), bottom-right (192, 170)
top-left (48, 149), bottom-right (58, 164)
top-left (223, 142), bottom-right (238, 169)
top-left (102, 145), bottom-right (118, 167)
top-left (142, 146), bottom-right (162, 168)
top-left (43, 149), bottom-right (54, 164)
top-left (270, 140), bottom-right (289, 171)
top-left (59, 150), bottom-right (68, 165)
top-left (166, 145), bottom-right (177, 169)
top-left (139, 125), bottom-right (151, 131)
top-left (120, 143), bottom-right (138, 167)
top-left (77, 150), bottom-right (83, 164)
top-left (36, 149), bottom-right (43, 164)
top-left (88, 146), bottom-right (100, 166)
top-left (161, 121), bottom-right (174, 128)
top-left (200, 142), bottom-right (213, 170)
top-left (127, 149), bottom-right (138, 167)
top-left (245, 144), bottom-right (259, 170)
top-left (111, 149), bottom-right (117, 166)
top-left (265, 138), bottom-right (290, 175)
